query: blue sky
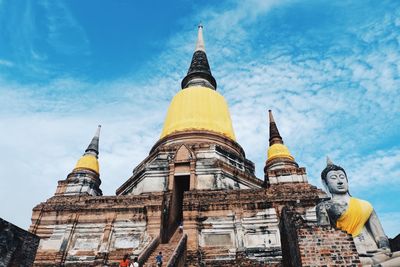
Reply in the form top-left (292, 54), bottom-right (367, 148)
top-left (0, 0), bottom-right (399, 237)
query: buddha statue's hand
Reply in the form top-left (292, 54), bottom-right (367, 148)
top-left (375, 247), bottom-right (393, 258)
top-left (362, 248), bottom-right (393, 261)
top-left (359, 252), bottom-right (375, 257)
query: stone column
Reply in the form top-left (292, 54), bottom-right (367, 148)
top-left (168, 162), bottom-right (175, 190)
top-left (234, 214), bottom-right (244, 251)
top-left (58, 214), bottom-right (79, 264)
top-left (98, 215), bottom-right (116, 254)
top-left (189, 160), bottom-right (196, 190)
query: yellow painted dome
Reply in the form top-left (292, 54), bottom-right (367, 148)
top-left (267, 143), bottom-right (294, 161)
top-left (74, 154), bottom-right (99, 174)
top-left (160, 86), bottom-right (236, 140)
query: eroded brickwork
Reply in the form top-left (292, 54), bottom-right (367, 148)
top-left (182, 184), bottom-right (324, 266)
top-left (280, 208), bottom-right (361, 267)
top-left (30, 182), bottom-right (327, 266)
top-left (30, 194), bottom-right (165, 266)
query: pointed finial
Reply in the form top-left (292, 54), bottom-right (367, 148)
top-left (95, 125), bottom-right (101, 138)
top-left (268, 109), bottom-right (275, 123)
top-left (84, 125), bottom-right (101, 157)
top-left (326, 156), bottom-right (334, 166)
top-left (181, 24), bottom-right (217, 90)
top-left (195, 22), bottom-right (206, 52)
top-left (268, 109), bottom-right (283, 146)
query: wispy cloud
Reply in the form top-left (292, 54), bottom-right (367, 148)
top-left (0, 77), bottom-right (169, 229)
top-left (347, 149), bottom-right (400, 187)
top-left (39, 0), bottom-right (90, 56)
top-left (0, 0), bottom-right (90, 80)
top-left (0, 59), bottom-right (14, 67)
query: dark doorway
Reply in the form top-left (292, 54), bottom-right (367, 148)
top-left (165, 175), bottom-right (190, 242)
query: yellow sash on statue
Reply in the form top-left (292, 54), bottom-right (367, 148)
top-left (336, 197), bottom-right (373, 237)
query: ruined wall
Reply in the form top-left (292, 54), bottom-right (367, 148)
top-left (182, 183), bottom-right (324, 266)
top-left (0, 218), bottom-right (39, 267)
top-left (31, 175), bottom-right (331, 266)
top-left (191, 251), bottom-right (281, 267)
top-left (30, 194), bottom-right (164, 266)
top-left (279, 208), bottom-right (301, 267)
top-left (280, 208), bottom-right (361, 267)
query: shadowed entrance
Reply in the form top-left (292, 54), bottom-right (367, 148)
top-left (163, 175), bottom-right (190, 243)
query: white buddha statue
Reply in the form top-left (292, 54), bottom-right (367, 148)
top-left (316, 158), bottom-right (400, 266)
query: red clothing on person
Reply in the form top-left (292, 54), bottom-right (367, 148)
top-left (119, 259), bottom-right (130, 267)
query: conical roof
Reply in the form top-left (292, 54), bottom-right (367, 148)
top-left (181, 24), bottom-right (217, 90)
top-left (267, 110), bottom-right (294, 161)
top-left (160, 25), bottom-right (235, 140)
top-left (84, 125), bottom-right (101, 158)
top-left (268, 110), bottom-right (284, 146)
top-left (74, 126), bottom-right (101, 174)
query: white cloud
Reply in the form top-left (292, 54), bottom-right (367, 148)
top-left (345, 149), bottom-right (400, 188)
top-left (0, 59), bottom-right (14, 67)
top-left (0, 75), bottom-right (172, 228)
top-left (40, 0), bottom-right (90, 55)
top-left (0, 102), bottom-right (164, 229)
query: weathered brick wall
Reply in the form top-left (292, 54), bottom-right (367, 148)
top-left (182, 184), bottom-right (324, 266)
top-left (186, 250), bottom-right (281, 267)
top-left (297, 226), bottom-right (360, 266)
top-left (30, 193), bottom-right (165, 266)
top-left (280, 208), bottom-right (361, 267)
top-left (0, 217), bottom-right (40, 267)
top-left (279, 208), bottom-right (301, 267)
top-left (30, 183), bottom-right (327, 266)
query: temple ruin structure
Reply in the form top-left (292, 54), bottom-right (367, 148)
top-left (29, 25), bottom-right (363, 266)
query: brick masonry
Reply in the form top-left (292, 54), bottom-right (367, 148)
top-left (280, 208), bottom-right (361, 267)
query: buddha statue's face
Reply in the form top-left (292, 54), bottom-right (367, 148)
top-left (325, 170), bottom-right (348, 194)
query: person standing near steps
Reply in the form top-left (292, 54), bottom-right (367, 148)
top-left (119, 254), bottom-right (130, 267)
top-left (155, 251), bottom-right (163, 266)
top-left (130, 256), bottom-right (139, 267)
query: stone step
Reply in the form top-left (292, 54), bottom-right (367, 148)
top-left (142, 230), bottom-right (183, 267)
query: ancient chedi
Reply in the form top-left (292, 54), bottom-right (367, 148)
top-left (30, 25), bottom-right (362, 266)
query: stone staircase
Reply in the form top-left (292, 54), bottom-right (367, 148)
top-left (142, 230), bottom-right (183, 267)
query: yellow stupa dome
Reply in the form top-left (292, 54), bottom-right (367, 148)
top-left (74, 154), bottom-right (99, 174)
top-left (267, 143), bottom-right (294, 161)
top-left (160, 86), bottom-right (236, 140)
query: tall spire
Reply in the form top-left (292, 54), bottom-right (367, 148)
top-left (195, 23), bottom-right (205, 52)
top-left (84, 125), bottom-right (101, 158)
top-left (264, 110), bottom-right (306, 186)
top-left (266, 110), bottom-right (294, 163)
top-left (55, 125), bottom-right (103, 196)
top-left (181, 24), bottom-right (217, 90)
top-left (268, 110), bottom-right (283, 146)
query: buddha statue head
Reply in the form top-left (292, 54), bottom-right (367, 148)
top-left (321, 157), bottom-right (349, 196)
